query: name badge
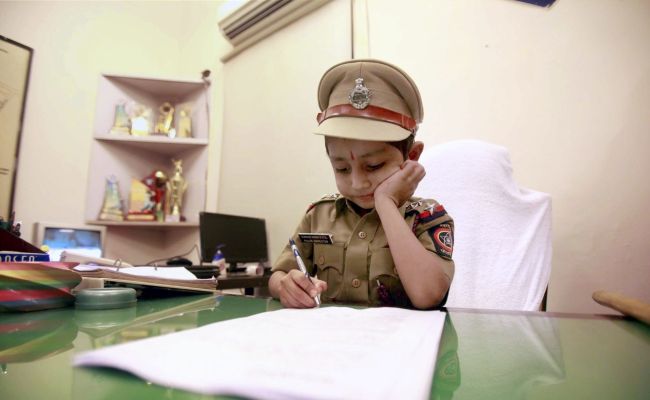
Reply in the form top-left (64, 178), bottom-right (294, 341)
top-left (298, 233), bottom-right (333, 244)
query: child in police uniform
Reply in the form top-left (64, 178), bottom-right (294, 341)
top-left (269, 59), bottom-right (454, 310)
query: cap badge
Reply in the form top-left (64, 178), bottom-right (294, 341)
top-left (348, 78), bottom-right (371, 110)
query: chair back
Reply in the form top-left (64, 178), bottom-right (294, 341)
top-left (415, 140), bottom-right (552, 311)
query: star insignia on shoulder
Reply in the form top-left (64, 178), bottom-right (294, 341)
top-left (405, 200), bottom-right (423, 212)
top-left (321, 193), bottom-right (340, 200)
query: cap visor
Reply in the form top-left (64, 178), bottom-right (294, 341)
top-left (313, 116), bottom-right (412, 141)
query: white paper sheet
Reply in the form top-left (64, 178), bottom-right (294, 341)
top-left (74, 306), bottom-right (446, 400)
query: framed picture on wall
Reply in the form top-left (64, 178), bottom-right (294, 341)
top-left (0, 35), bottom-right (33, 220)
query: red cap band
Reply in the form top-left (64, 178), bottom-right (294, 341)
top-left (316, 104), bottom-right (417, 134)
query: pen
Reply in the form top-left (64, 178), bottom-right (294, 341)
top-left (289, 238), bottom-right (320, 306)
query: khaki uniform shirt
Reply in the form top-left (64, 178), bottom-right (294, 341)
top-left (273, 194), bottom-right (455, 308)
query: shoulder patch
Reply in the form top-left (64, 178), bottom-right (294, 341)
top-left (428, 222), bottom-right (454, 260)
top-left (306, 193), bottom-right (341, 213)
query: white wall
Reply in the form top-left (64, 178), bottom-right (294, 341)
top-left (362, 0), bottom-right (650, 313)
top-left (217, 0), bottom-right (350, 263)
top-left (0, 1), bottom-right (230, 263)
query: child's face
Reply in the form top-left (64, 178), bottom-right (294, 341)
top-left (326, 137), bottom-right (405, 210)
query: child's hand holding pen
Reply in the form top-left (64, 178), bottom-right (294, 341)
top-left (276, 270), bottom-right (326, 308)
top-left (273, 239), bottom-right (327, 308)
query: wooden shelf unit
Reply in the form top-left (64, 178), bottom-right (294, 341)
top-left (85, 74), bottom-right (210, 262)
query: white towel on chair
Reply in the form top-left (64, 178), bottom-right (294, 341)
top-left (415, 140), bottom-right (552, 311)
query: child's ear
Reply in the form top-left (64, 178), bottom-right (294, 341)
top-left (408, 141), bottom-right (424, 161)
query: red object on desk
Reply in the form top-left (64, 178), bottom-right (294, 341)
top-left (0, 262), bottom-right (81, 312)
top-left (0, 228), bottom-right (46, 253)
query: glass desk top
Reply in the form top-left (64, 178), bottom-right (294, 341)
top-left (1, 294), bottom-right (648, 399)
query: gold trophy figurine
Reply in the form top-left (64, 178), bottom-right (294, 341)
top-left (155, 102), bottom-right (174, 136)
top-left (165, 159), bottom-right (187, 222)
top-left (177, 109), bottom-right (192, 138)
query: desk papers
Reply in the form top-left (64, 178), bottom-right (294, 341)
top-left (73, 265), bottom-right (197, 280)
top-left (71, 265), bottom-right (216, 293)
top-left (74, 306), bottom-right (446, 400)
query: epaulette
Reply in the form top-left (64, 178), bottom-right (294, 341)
top-left (405, 198), bottom-right (446, 215)
top-left (405, 199), bottom-right (426, 213)
top-left (406, 199), bottom-right (449, 224)
top-left (306, 193), bottom-right (341, 213)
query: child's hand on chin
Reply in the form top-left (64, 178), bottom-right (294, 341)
top-left (374, 160), bottom-right (426, 207)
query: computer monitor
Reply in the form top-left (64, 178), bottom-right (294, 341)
top-left (34, 222), bottom-right (106, 262)
top-left (199, 212), bottom-right (268, 265)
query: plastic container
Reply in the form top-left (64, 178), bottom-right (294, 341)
top-left (75, 288), bottom-right (137, 310)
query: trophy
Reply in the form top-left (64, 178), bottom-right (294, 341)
top-left (126, 102), bottom-right (151, 136)
top-left (99, 175), bottom-right (124, 221)
top-left (154, 102), bottom-right (174, 136)
top-left (109, 102), bottom-right (130, 135)
top-left (126, 178), bottom-right (155, 221)
top-left (142, 170), bottom-right (167, 222)
top-left (177, 108), bottom-right (192, 138)
top-left (165, 159), bottom-right (187, 222)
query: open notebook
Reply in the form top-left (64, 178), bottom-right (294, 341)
top-left (71, 265), bottom-right (217, 294)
